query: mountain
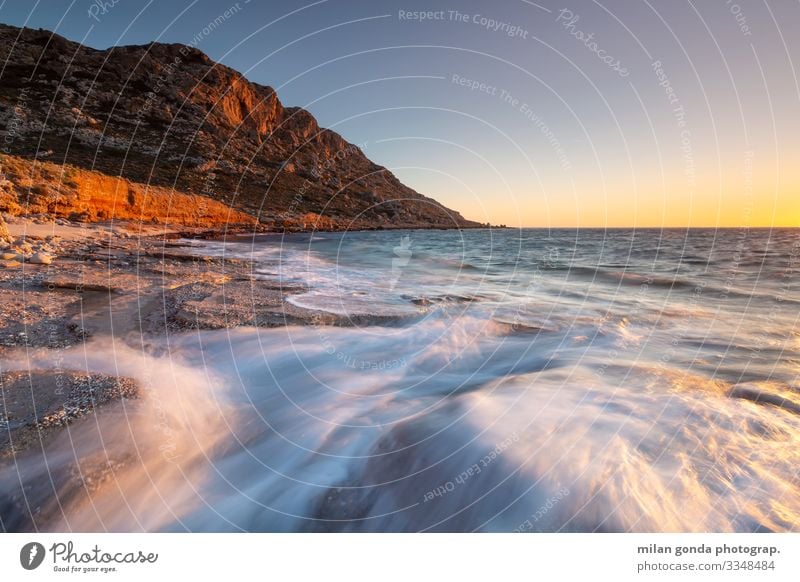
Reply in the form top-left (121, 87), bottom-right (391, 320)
top-left (0, 23), bottom-right (480, 230)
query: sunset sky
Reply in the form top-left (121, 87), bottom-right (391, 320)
top-left (2, 0), bottom-right (798, 227)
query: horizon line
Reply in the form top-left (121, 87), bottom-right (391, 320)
top-left (506, 225), bottom-right (800, 229)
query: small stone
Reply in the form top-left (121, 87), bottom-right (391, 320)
top-left (29, 252), bottom-right (55, 265)
top-left (0, 252), bottom-right (18, 260)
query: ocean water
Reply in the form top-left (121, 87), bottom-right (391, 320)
top-left (2, 228), bottom-right (799, 532)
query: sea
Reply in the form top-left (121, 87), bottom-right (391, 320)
top-left (2, 228), bottom-right (799, 532)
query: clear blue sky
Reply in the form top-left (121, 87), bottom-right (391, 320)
top-left (2, 0), bottom-right (798, 226)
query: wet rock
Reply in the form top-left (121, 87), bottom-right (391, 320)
top-left (0, 370), bottom-right (138, 457)
top-left (729, 384), bottom-right (800, 415)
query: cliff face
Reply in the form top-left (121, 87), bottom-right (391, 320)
top-left (0, 24), bottom-right (478, 229)
top-left (0, 155), bottom-right (256, 227)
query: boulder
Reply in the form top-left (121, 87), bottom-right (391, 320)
top-left (28, 252), bottom-right (54, 265)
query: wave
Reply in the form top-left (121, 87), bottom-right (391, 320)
top-left (3, 230), bottom-right (798, 532)
top-left (2, 313), bottom-right (798, 532)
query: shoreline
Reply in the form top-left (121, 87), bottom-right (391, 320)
top-left (0, 216), bottom-right (359, 459)
top-left (175, 222), bottom-right (500, 242)
top-left (2, 214), bottom-right (495, 462)
top-left (2, 216), bottom-right (798, 532)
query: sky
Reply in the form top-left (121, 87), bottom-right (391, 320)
top-left (1, 0), bottom-right (798, 227)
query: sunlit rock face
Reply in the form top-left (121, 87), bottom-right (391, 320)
top-left (0, 24), bottom-right (478, 230)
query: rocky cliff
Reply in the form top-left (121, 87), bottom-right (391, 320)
top-left (0, 154), bottom-right (256, 227)
top-left (0, 23), bottom-right (478, 230)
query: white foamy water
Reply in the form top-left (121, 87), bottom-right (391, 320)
top-left (2, 229), bottom-right (799, 531)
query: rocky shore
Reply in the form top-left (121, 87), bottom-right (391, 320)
top-left (0, 215), bottom-right (344, 460)
top-left (0, 24), bottom-right (486, 463)
top-left (0, 371), bottom-right (137, 459)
